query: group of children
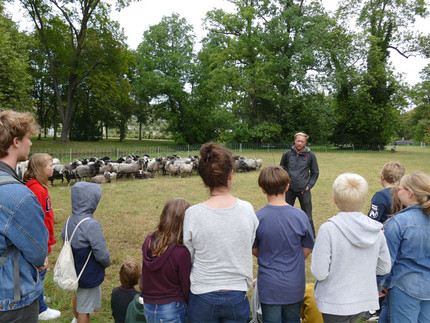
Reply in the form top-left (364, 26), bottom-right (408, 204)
top-left (25, 149), bottom-right (429, 323)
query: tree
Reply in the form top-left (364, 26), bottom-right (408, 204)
top-left (201, 0), bottom-right (337, 143)
top-left (407, 65), bottom-right (430, 143)
top-left (0, 3), bottom-right (33, 110)
top-left (135, 14), bottom-right (197, 144)
top-left (331, 0), bottom-right (429, 145)
top-left (19, 0), bottom-right (129, 141)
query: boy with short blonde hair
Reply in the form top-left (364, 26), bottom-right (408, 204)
top-left (368, 161), bottom-right (405, 223)
top-left (311, 173), bottom-right (391, 323)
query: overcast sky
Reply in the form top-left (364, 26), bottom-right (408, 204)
top-left (7, 0), bottom-right (430, 85)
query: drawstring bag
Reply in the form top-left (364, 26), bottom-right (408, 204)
top-left (53, 217), bottom-right (92, 291)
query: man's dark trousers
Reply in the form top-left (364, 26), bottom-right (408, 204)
top-left (286, 189), bottom-right (315, 237)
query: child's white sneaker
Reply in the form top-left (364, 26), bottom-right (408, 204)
top-left (71, 318), bottom-right (78, 323)
top-left (38, 307), bottom-right (61, 320)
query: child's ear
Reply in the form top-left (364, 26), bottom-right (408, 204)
top-left (333, 196), bottom-right (338, 205)
top-left (285, 183), bottom-right (290, 192)
top-left (262, 188), bottom-right (267, 195)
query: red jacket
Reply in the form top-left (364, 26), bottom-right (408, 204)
top-left (26, 179), bottom-right (56, 253)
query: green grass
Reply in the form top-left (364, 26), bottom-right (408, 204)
top-left (38, 146), bottom-right (430, 322)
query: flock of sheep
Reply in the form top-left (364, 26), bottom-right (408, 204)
top-left (16, 155), bottom-right (263, 185)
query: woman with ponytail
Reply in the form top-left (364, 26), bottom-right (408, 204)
top-left (183, 143), bottom-right (259, 323)
top-left (383, 172), bottom-right (430, 323)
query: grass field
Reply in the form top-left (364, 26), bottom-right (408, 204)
top-left (36, 145), bottom-right (430, 322)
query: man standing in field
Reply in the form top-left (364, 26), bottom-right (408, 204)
top-left (0, 110), bottom-right (48, 322)
top-left (280, 132), bottom-right (319, 236)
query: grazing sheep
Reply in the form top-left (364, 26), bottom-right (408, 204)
top-left (165, 161), bottom-right (180, 177)
top-left (16, 160), bottom-right (29, 180)
top-left (49, 165), bottom-right (65, 186)
top-left (178, 162), bottom-right (193, 178)
top-left (256, 158), bottom-right (263, 169)
top-left (76, 160), bottom-right (103, 181)
top-left (90, 172), bottom-right (111, 184)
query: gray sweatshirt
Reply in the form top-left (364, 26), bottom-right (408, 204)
top-left (311, 211), bottom-right (391, 316)
top-left (183, 199), bottom-right (259, 294)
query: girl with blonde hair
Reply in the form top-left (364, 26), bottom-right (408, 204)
top-left (383, 172), bottom-right (430, 322)
top-left (24, 153), bottom-right (61, 320)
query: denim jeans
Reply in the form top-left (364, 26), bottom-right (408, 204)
top-left (38, 268), bottom-right (48, 313)
top-left (261, 301), bottom-right (303, 323)
top-left (389, 286), bottom-right (430, 323)
top-left (0, 298), bottom-right (39, 323)
top-left (188, 291), bottom-right (250, 323)
top-left (321, 312), bottom-right (365, 323)
top-left (143, 301), bottom-right (187, 323)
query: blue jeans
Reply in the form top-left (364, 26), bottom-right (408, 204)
top-left (188, 291), bottom-right (250, 323)
top-left (38, 268), bottom-right (48, 313)
top-left (143, 301), bottom-right (187, 323)
top-left (389, 286), bottom-right (430, 323)
top-left (261, 301), bottom-right (303, 323)
top-left (0, 298), bottom-right (39, 323)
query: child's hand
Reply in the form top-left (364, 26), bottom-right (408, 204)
top-left (37, 257), bottom-right (48, 272)
top-left (378, 288), bottom-right (388, 297)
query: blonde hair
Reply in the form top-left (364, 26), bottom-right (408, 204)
top-left (399, 172), bottom-right (430, 215)
top-left (333, 173), bottom-right (368, 212)
top-left (23, 153), bottom-right (52, 188)
top-left (381, 161), bottom-right (405, 184)
top-left (0, 110), bottom-right (40, 158)
top-left (294, 132), bottom-right (309, 141)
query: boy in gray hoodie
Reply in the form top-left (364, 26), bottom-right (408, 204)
top-left (62, 182), bottom-right (111, 323)
top-left (311, 173), bottom-right (391, 323)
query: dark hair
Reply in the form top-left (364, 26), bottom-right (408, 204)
top-left (198, 142), bottom-right (234, 189)
top-left (119, 259), bottom-right (141, 289)
top-left (258, 165), bottom-right (290, 196)
top-left (149, 198), bottom-right (190, 257)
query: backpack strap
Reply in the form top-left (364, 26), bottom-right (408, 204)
top-left (65, 217), bottom-right (93, 280)
top-left (0, 174), bottom-right (21, 186)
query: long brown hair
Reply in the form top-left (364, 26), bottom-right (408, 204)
top-left (23, 153), bottom-right (52, 188)
top-left (149, 198), bottom-right (190, 257)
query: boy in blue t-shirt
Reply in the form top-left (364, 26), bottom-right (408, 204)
top-left (368, 161), bottom-right (405, 223)
top-left (252, 165), bottom-right (314, 322)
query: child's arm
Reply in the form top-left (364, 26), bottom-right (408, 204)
top-left (310, 224), bottom-right (332, 281)
top-left (302, 247), bottom-right (311, 259)
top-left (88, 221), bottom-right (111, 268)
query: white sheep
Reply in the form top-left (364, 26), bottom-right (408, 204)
top-left (90, 172), bottom-right (111, 184)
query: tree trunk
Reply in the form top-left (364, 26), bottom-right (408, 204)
top-left (139, 121), bottom-right (142, 140)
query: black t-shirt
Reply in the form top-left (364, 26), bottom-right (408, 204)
top-left (111, 286), bottom-right (140, 323)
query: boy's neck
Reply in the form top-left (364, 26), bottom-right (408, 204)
top-left (267, 194), bottom-right (288, 206)
top-left (381, 180), bottom-right (394, 189)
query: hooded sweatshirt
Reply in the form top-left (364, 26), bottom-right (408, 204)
top-left (26, 179), bottom-right (56, 252)
top-left (311, 212), bottom-right (391, 316)
top-left (141, 233), bottom-right (191, 305)
top-left (61, 182), bottom-right (111, 288)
